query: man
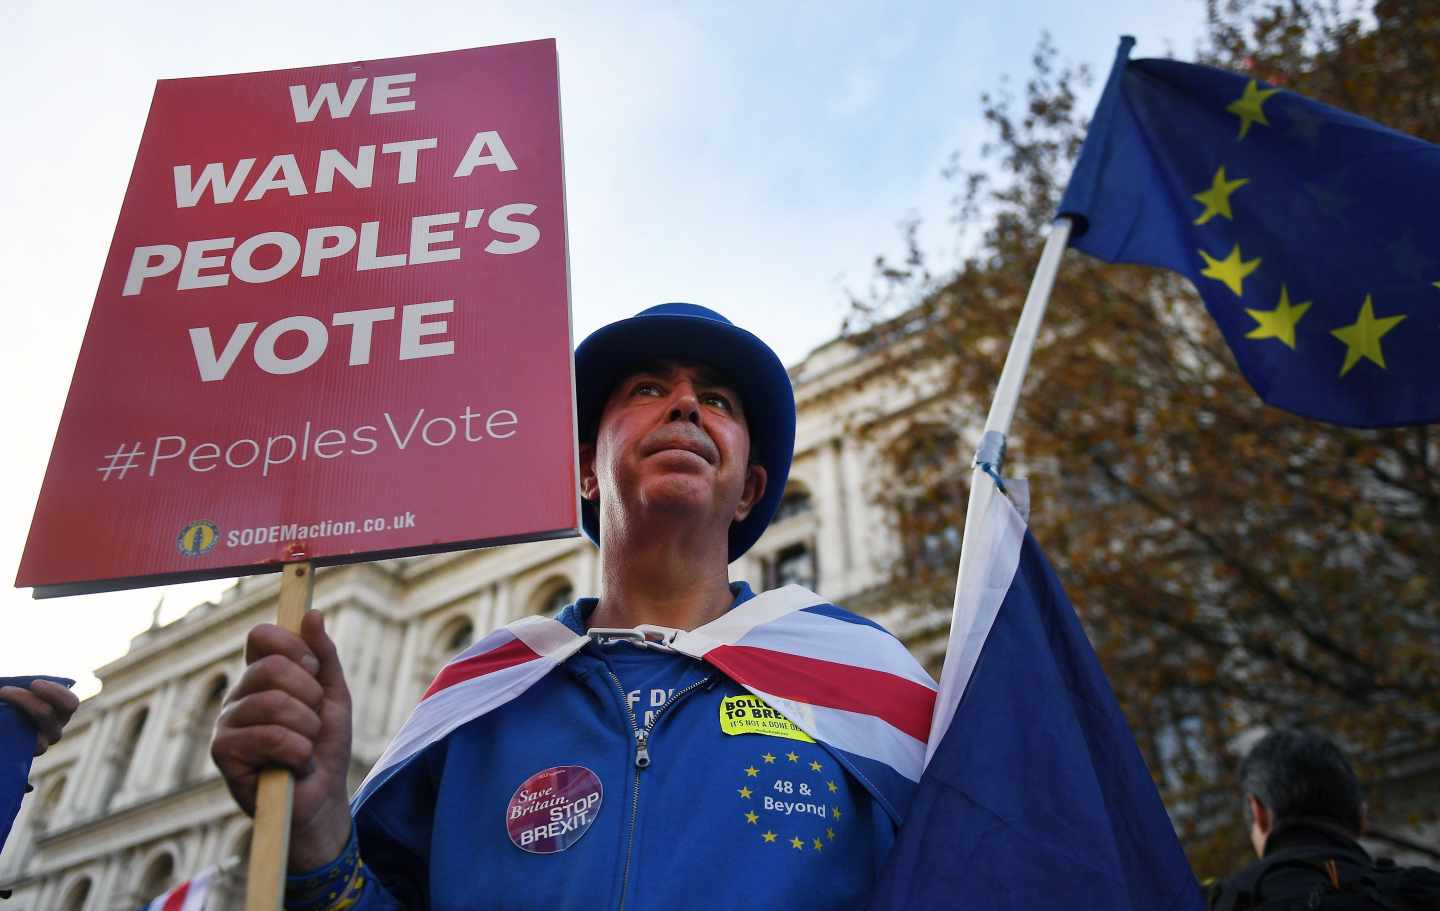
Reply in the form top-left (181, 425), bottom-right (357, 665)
top-left (1207, 728), bottom-right (1440, 910)
top-left (212, 304), bottom-right (936, 910)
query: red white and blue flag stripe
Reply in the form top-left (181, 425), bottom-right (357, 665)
top-left (353, 585), bottom-right (936, 820)
top-left (140, 868), bottom-right (214, 911)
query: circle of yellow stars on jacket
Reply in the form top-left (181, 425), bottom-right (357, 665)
top-left (1191, 77), bottom-right (1413, 378)
top-left (740, 748), bottom-right (841, 853)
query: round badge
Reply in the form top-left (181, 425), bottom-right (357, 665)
top-left (505, 765), bottom-right (604, 854)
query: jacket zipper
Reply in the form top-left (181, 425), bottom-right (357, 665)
top-left (605, 668), bottom-right (715, 911)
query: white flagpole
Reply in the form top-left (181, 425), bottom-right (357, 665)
top-left (923, 215), bottom-right (1074, 766)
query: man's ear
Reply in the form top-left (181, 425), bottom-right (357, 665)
top-left (1247, 794), bottom-right (1271, 834)
top-left (733, 463), bottom-right (768, 522)
top-left (579, 442), bottom-right (599, 501)
top-left (1247, 793), bottom-right (1273, 858)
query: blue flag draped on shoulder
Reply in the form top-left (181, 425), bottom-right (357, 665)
top-left (1059, 37), bottom-right (1440, 427)
top-left (868, 486), bottom-right (1202, 910)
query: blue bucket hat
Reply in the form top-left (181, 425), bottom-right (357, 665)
top-left (574, 303), bottom-right (795, 561)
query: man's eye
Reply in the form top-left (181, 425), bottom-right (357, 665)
top-left (634, 382), bottom-right (664, 397)
top-left (701, 392), bottom-right (733, 411)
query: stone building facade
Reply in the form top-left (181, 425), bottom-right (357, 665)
top-left (6, 326), bottom-right (1430, 909)
top-left (0, 333), bottom-right (931, 910)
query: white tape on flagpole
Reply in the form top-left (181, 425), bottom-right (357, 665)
top-left (924, 216), bottom-right (1073, 768)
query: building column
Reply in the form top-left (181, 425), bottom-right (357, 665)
top-left (814, 439), bottom-right (849, 595)
top-left (839, 438), bottom-right (874, 591)
top-left (383, 617), bottom-right (423, 735)
top-left (69, 711), bottom-right (118, 818)
top-left (192, 822), bottom-right (220, 874)
top-left (157, 681), bottom-right (203, 787)
top-left (585, 546), bottom-right (601, 596)
top-left (122, 683), bottom-right (177, 802)
top-left (92, 852), bottom-right (127, 911)
top-left (494, 579), bottom-right (515, 624)
top-left (29, 874), bottom-right (59, 911)
top-left (353, 611), bottom-right (385, 759)
top-left (470, 584), bottom-right (495, 636)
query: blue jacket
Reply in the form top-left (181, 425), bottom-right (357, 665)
top-left (288, 585), bottom-right (916, 910)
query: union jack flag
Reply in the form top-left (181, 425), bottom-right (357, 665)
top-left (353, 585), bottom-right (937, 820)
top-left (140, 868), bottom-right (214, 911)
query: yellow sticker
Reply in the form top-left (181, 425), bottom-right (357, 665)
top-left (719, 695), bottom-right (816, 742)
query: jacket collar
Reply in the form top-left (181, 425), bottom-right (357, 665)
top-left (1263, 817), bottom-right (1370, 862)
top-left (556, 581), bottom-right (758, 636)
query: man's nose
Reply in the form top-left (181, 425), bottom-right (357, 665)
top-left (667, 384), bottom-right (701, 425)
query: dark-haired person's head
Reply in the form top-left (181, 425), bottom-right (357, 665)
top-left (1238, 728), bottom-right (1366, 857)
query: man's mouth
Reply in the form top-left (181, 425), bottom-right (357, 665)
top-left (644, 434), bottom-right (717, 465)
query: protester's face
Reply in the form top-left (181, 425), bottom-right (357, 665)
top-left (581, 360), bottom-right (766, 546)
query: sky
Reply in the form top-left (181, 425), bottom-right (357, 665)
top-left (0, 0), bottom-right (1211, 697)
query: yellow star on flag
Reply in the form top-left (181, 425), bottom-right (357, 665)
top-left (813, 837), bottom-right (824, 851)
top-left (826, 827), bottom-right (836, 841)
top-left (790, 836), bottom-right (805, 850)
top-left (1331, 294), bottom-right (1406, 377)
top-left (1245, 285), bottom-right (1311, 349)
top-left (832, 807), bottom-right (843, 820)
top-left (745, 810), bottom-right (759, 824)
top-left (826, 780), bottom-right (838, 793)
top-left (786, 751), bottom-right (799, 763)
top-left (1193, 166), bottom-right (1249, 225)
top-left (809, 760), bottom-right (822, 772)
top-left (1227, 79), bottom-right (1280, 139)
top-left (762, 752), bottom-right (776, 764)
top-left (738, 786), bottom-right (752, 799)
top-left (762, 830), bottom-right (778, 843)
top-left (744, 766), bottom-right (759, 777)
top-left (1199, 244), bottom-right (1261, 297)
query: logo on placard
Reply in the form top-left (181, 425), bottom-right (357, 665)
top-left (176, 520), bottom-right (219, 557)
top-left (505, 765), bottom-right (604, 854)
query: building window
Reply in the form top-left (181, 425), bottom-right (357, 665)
top-left (441, 618), bottom-right (475, 656)
top-left (422, 616), bottom-right (477, 686)
top-left (226, 825), bottom-right (253, 865)
top-left (773, 483), bottom-right (814, 523)
top-left (181, 675), bottom-right (228, 784)
top-left (34, 774), bottom-right (66, 832)
top-left (772, 543), bottom-right (818, 591)
top-left (136, 854), bottom-right (175, 906)
top-left (60, 878), bottom-right (91, 911)
top-left (531, 579), bottom-right (575, 616)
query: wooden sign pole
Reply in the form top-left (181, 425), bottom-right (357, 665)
top-left (244, 561), bottom-right (315, 911)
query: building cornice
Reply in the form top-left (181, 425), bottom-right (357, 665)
top-left (93, 562), bottom-right (401, 688)
top-left (30, 777), bottom-right (237, 873)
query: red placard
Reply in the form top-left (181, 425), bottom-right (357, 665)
top-left (18, 40), bottom-right (578, 596)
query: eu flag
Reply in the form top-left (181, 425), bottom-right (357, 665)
top-left (868, 486), bottom-right (1202, 910)
top-left (1059, 38), bottom-right (1440, 427)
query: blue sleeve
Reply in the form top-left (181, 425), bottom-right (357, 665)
top-left (350, 738), bottom-right (450, 909)
top-left (284, 825), bottom-right (408, 911)
top-left (287, 739), bottom-right (447, 910)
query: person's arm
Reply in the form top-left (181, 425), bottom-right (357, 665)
top-left (0, 679), bottom-right (79, 755)
top-left (210, 612), bottom-right (354, 870)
